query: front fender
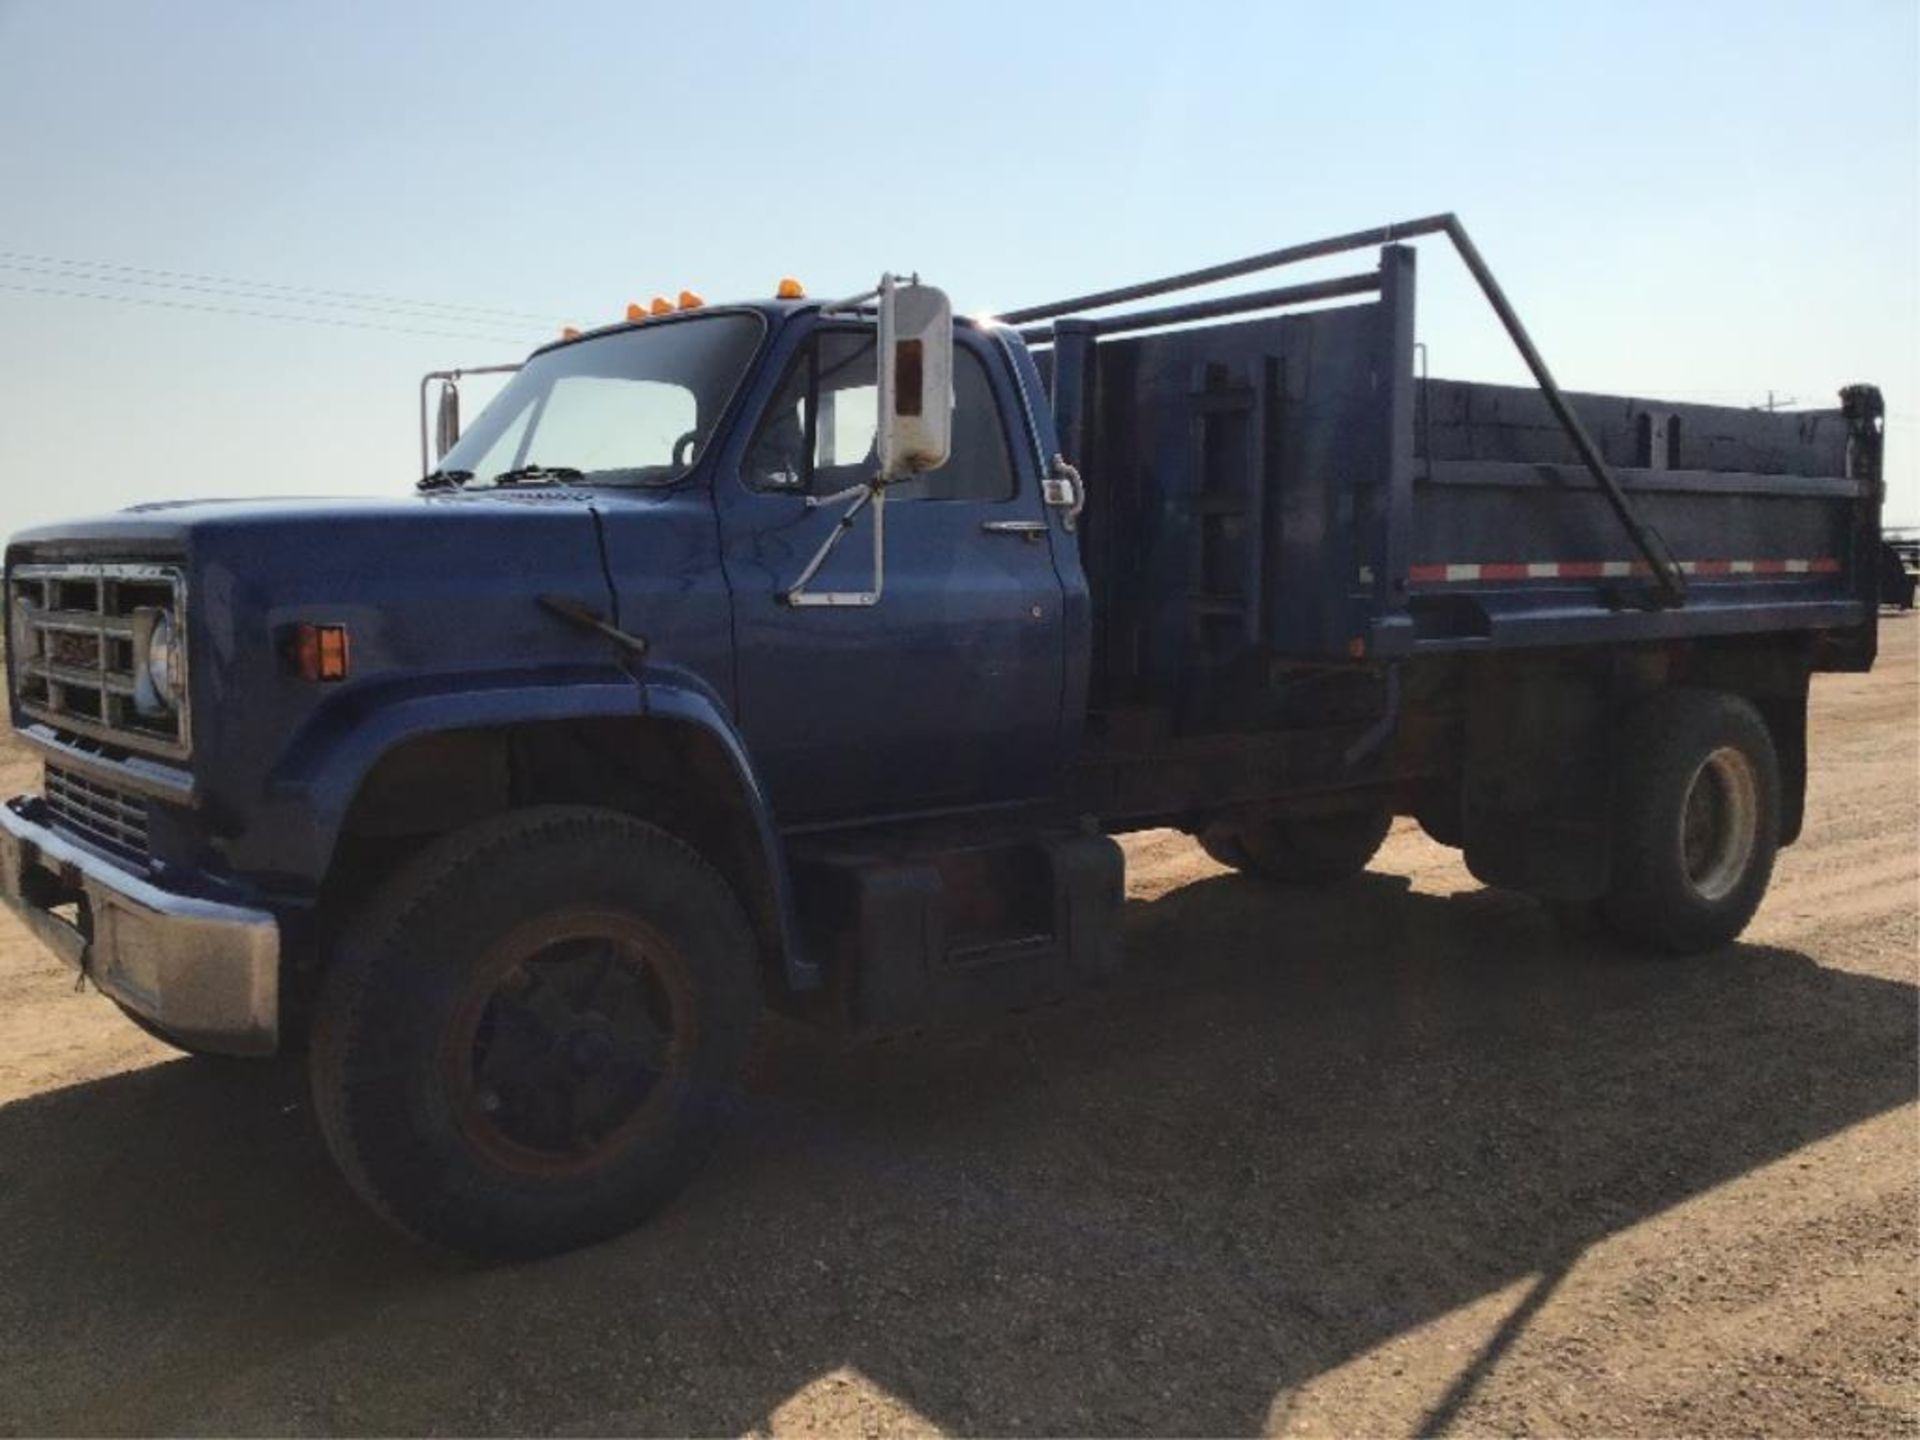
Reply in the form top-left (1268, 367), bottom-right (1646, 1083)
top-left (247, 666), bottom-right (817, 991)
top-left (640, 678), bottom-right (818, 991)
top-left (250, 665), bottom-right (643, 882)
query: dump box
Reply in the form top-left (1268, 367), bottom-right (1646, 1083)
top-left (1022, 221), bottom-right (1881, 731)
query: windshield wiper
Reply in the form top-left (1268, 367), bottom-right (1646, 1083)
top-left (486, 465), bottom-right (586, 488)
top-left (417, 468), bottom-right (473, 492)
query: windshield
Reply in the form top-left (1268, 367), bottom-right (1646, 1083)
top-left (436, 312), bottom-right (765, 488)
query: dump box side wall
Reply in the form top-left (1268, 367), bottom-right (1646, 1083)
top-left (1413, 378), bottom-right (1862, 588)
top-left (1060, 249), bottom-right (1877, 729)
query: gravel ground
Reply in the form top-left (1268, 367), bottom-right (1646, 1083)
top-left (0, 616), bottom-right (1913, 1437)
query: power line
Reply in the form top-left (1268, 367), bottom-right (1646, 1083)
top-left (0, 278), bottom-right (537, 345)
top-left (0, 256), bottom-right (558, 328)
top-left (0, 248), bottom-right (562, 325)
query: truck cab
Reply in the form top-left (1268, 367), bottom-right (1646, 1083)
top-left (420, 295), bottom-right (1080, 822)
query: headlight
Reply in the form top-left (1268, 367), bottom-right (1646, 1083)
top-left (134, 609), bottom-right (180, 714)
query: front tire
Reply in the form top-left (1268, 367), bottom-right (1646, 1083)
top-left (310, 806), bottom-right (760, 1259)
top-left (1598, 689), bottom-right (1780, 954)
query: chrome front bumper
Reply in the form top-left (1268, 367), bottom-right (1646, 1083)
top-left (0, 798), bottom-right (279, 1056)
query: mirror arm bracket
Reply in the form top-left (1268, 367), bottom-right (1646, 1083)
top-left (781, 479), bottom-right (888, 608)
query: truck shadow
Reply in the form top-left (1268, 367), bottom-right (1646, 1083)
top-left (0, 866), bottom-right (1912, 1435)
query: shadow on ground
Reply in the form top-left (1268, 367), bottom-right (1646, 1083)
top-left (0, 872), bottom-right (1912, 1434)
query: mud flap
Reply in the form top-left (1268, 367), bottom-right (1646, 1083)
top-left (1459, 664), bottom-right (1612, 902)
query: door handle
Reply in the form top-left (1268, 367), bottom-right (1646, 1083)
top-left (981, 520), bottom-right (1049, 536)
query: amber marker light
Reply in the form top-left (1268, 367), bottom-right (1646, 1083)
top-left (776, 277), bottom-right (805, 299)
top-left (293, 623), bottom-right (351, 682)
top-left (626, 302), bottom-right (647, 322)
top-left (678, 289), bottom-right (704, 309)
top-left (649, 296), bottom-right (673, 316)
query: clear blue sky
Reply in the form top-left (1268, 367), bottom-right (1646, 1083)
top-left (1, 0), bottom-right (1915, 532)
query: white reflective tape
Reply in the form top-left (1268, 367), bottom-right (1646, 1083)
top-left (1411, 556), bottom-right (1837, 583)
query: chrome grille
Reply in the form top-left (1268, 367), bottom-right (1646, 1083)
top-left (9, 562), bottom-right (189, 760)
top-left (43, 763), bottom-right (152, 859)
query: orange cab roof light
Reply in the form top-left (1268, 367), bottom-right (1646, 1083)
top-left (678, 289), bottom-right (704, 310)
top-left (649, 296), bottom-right (673, 316)
top-left (777, 277), bottom-right (805, 299)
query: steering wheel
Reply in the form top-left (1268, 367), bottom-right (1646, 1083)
top-left (671, 429), bottom-right (701, 469)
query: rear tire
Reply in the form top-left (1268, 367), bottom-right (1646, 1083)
top-left (1598, 689), bottom-right (1780, 954)
top-left (1200, 804), bottom-right (1392, 886)
top-left (309, 806), bottom-right (760, 1260)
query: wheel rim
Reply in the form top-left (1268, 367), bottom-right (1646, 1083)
top-left (441, 909), bottom-right (694, 1178)
top-left (1679, 745), bottom-right (1759, 902)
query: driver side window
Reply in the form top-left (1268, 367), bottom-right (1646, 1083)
top-left (745, 330), bottom-right (878, 495)
top-left (745, 328), bottom-right (1015, 502)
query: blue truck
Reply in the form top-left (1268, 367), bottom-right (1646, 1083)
top-left (1, 217), bottom-right (1885, 1257)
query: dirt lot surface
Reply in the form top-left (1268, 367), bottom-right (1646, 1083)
top-left (0, 619), bottom-right (1914, 1437)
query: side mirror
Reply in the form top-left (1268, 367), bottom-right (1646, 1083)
top-left (434, 379), bottom-right (461, 461)
top-left (875, 276), bottom-right (952, 482)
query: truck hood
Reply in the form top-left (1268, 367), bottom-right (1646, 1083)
top-left (5, 490), bottom-right (628, 799)
top-left (3, 483), bottom-right (739, 895)
top-left (6, 485), bottom-right (723, 708)
top-left (4, 490), bottom-right (619, 664)
top-left (7, 489), bottom-right (601, 559)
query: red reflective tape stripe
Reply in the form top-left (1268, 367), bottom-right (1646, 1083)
top-left (1403, 557), bottom-right (1842, 585)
